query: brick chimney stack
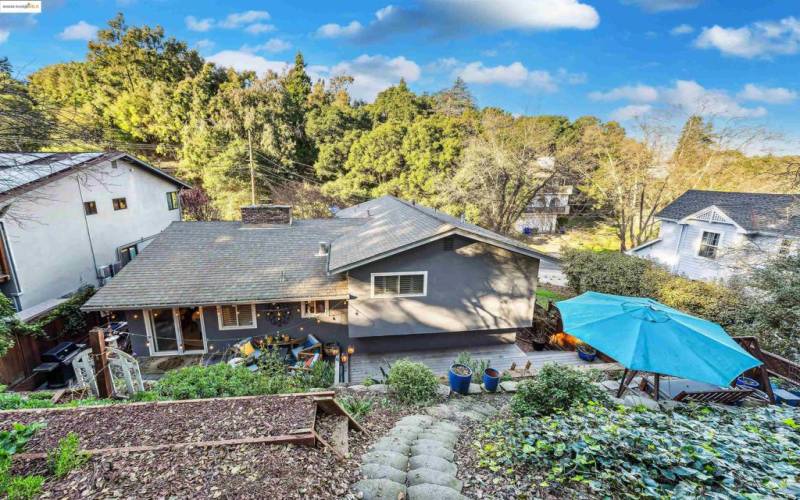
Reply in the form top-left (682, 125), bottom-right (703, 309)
top-left (240, 205), bottom-right (292, 226)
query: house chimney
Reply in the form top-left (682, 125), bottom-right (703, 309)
top-left (318, 241), bottom-right (330, 256)
top-left (240, 205), bottom-right (292, 226)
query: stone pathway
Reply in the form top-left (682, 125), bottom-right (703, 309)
top-left (354, 397), bottom-right (500, 499)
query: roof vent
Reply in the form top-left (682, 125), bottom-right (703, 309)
top-left (240, 205), bottom-right (292, 226)
top-left (318, 241), bottom-right (330, 256)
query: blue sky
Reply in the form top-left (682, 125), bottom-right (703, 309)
top-left (3, 0), bottom-right (800, 152)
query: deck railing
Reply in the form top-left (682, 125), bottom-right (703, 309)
top-left (735, 336), bottom-right (800, 386)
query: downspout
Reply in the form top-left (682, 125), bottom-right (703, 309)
top-left (0, 221), bottom-right (23, 311)
top-left (673, 223), bottom-right (687, 274)
top-left (76, 177), bottom-right (99, 278)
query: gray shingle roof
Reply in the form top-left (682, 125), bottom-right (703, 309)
top-left (85, 195), bottom-right (556, 310)
top-left (657, 190), bottom-right (800, 236)
top-left (330, 196), bottom-right (555, 272)
top-left (0, 152), bottom-right (189, 198)
top-left (83, 219), bottom-right (364, 310)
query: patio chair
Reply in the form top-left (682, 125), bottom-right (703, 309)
top-left (226, 338), bottom-right (265, 367)
top-left (291, 334), bottom-right (321, 361)
top-left (639, 377), bottom-right (753, 405)
top-left (288, 352), bottom-right (320, 373)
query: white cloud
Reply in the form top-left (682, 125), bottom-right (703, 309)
top-left (242, 38), bottom-right (293, 54)
top-left (58, 21), bottom-right (99, 41)
top-left (195, 39), bottom-right (214, 50)
top-left (206, 50), bottom-right (288, 76)
top-left (316, 21), bottom-right (363, 38)
top-left (695, 17), bottom-right (800, 58)
top-left (459, 62), bottom-right (558, 92)
top-left (610, 104), bottom-right (653, 121)
top-left (219, 10), bottom-right (271, 29)
top-left (622, 0), bottom-right (701, 12)
top-left (589, 84), bottom-right (659, 103)
top-left (315, 0), bottom-right (598, 41)
top-left (594, 80), bottom-right (774, 120)
top-left (662, 80), bottom-right (766, 118)
top-left (320, 54), bottom-right (421, 101)
top-left (481, 49), bottom-right (498, 57)
top-left (737, 84), bottom-right (797, 104)
top-left (244, 23), bottom-right (276, 35)
top-left (0, 30), bottom-right (8, 44)
top-left (185, 16), bottom-right (213, 32)
top-left (670, 24), bottom-right (694, 36)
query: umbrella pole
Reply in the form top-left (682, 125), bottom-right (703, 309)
top-left (654, 373), bottom-right (660, 402)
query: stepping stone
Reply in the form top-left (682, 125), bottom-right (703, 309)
top-left (367, 384), bottom-right (390, 394)
top-left (349, 384), bottom-right (368, 392)
top-left (430, 421), bottom-right (460, 434)
top-left (411, 444), bottom-right (454, 461)
top-left (372, 438), bottom-right (411, 454)
top-left (417, 434), bottom-right (457, 447)
top-left (407, 468), bottom-right (463, 491)
top-left (389, 428), bottom-right (422, 441)
top-left (468, 383), bottom-right (482, 394)
top-left (620, 394), bottom-right (660, 411)
top-left (436, 385), bottom-right (451, 398)
top-left (499, 381), bottom-right (519, 392)
top-left (353, 479), bottom-right (407, 500)
top-left (407, 483), bottom-right (467, 500)
top-left (424, 405), bottom-right (456, 419)
top-left (409, 455), bottom-right (457, 476)
top-left (362, 451), bottom-right (409, 471)
top-left (398, 415), bottom-right (434, 426)
top-left (360, 464), bottom-right (407, 484)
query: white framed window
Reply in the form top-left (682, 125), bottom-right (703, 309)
top-left (371, 271), bottom-right (427, 298)
top-left (301, 300), bottom-right (329, 318)
top-left (216, 304), bottom-right (257, 330)
top-left (698, 231), bottom-right (721, 259)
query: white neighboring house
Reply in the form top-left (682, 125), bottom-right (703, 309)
top-left (630, 190), bottom-right (800, 282)
top-left (0, 152), bottom-right (190, 315)
top-left (514, 185), bottom-right (573, 234)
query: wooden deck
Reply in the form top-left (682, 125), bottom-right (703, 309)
top-left (347, 344), bottom-right (600, 383)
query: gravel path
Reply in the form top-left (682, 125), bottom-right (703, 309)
top-left (0, 396), bottom-right (316, 453)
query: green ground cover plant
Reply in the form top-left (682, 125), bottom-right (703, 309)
top-left (477, 403), bottom-right (800, 498)
top-left (337, 394), bottom-right (373, 421)
top-left (49, 433), bottom-right (89, 478)
top-left (386, 359), bottom-right (439, 405)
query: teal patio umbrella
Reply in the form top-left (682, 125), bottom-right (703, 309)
top-left (556, 291), bottom-right (762, 397)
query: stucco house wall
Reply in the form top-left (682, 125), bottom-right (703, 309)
top-left (347, 235), bottom-right (539, 339)
top-left (1, 158), bottom-right (183, 311)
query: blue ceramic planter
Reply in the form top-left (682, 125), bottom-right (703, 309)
top-left (483, 368), bottom-right (500, 392)
top-left (449, 364), bottom-right (473, 395)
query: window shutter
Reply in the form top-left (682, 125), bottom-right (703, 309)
top-left (399, 275), bottom-right (414, 295)
top-left (373, 275), bottom-right (386, 296)
top-left (220, 306), bottom-right (237, 327)
top-left (237, 305), bottom-right (254, 326)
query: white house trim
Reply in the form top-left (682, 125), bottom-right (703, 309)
top-left (679, 205), bottom-right (746, 233)
top-left (370, 271), bottom-right (428, 299)
top-left (144, 307), bottom-right (208, 356)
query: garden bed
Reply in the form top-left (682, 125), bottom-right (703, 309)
top-left (0, 393), bottom-right (321, 454)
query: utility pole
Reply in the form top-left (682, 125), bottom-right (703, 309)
top-left (89, 327), bottom-right (113, 399)
top-left (247, 128), bottom-right (256, 205)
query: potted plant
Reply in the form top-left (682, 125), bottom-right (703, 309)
top-left (576, 343), bottom-right (597, 362)
top-left (483, 368), bottom-right (500, 392)
top-left (449, 364), bottom-right (473, 395)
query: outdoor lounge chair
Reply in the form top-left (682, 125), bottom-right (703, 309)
top-left (288, 352), bottom-right (320, 373)
top-left (640, 377), bottom-right (753, 405)
top-left (291, 334), bottom-right (321, 361)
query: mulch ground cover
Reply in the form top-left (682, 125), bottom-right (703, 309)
top-left (9, 389), bottom-right (419, 498)
top-left (0, 395), bottom-right (316, 453)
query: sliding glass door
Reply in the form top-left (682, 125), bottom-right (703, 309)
top-left (146, 307), bottom-right (206, 355)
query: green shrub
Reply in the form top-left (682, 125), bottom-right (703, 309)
top-left (128, 390), bottom-right (161, 402)
top-left (6, 475), bottom-right (44, 500)
top-left (337, 394), bottom-right (372, 421)
top-left (454, 352), bottom-right (490, 383)
top-left (0, 423), bottom-right (44, 457)
top-left (298, 360), bottom-right (334, 389)
top-left (562, 249), bottom-right (743, 327)
top-left (477, 403), bottom-right (800, 497)
top-left (386, 359), bottom-right (438, 405)
top-left (49, 433), bottom-right (88, 478)
top-left (511, 364), bottom-right (608, 416)
top-left (0, 392), bottom-right (54, 410)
